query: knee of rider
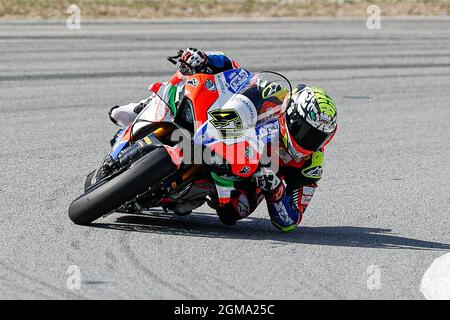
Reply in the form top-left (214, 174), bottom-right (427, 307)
top-left (230, 189), bottom-right (256, 220)
top-left (111, 103), bottom-right (139, 127)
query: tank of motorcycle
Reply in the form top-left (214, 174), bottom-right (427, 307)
top-left (192, 69), bottom-right (292, 178)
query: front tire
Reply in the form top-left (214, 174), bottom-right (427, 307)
top-left (68, 148), bottom-right (176, 225)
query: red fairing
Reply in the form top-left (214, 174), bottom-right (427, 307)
top-left (148, 81), bottom-right (163, 93)
top-left (183, 74), bottom-right (219, 124)
top-left (209, 140), bottom-right (260, 178)
top-left (231, 60), bottom-right (241, 69)
top-left (166, 70), bottom-right (184, 86)
top-left (164, 145), bottom-right (183, 169)
top-left (148, 71), bottom-right (184, 93)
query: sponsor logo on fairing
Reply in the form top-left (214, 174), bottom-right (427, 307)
top-left (205, 78), bottom-right (217, 92)
top-left (245, 146), bottom-right (255, 159)
top-left (216, 75), bottom-right (227, 95)
top-left (208, 109), bottom-right (244, 139)
top-left (238, 166), bottom-right (250, 175)
top-left (224, 69), bottom-right (251, 93)
top-left (187, 78), bottom-right (199, 87)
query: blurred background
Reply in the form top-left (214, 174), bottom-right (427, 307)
top-left (1, 0), bottom-right (450, 19)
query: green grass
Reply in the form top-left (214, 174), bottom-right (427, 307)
top-left (1, 0), bottom-right (449, 19)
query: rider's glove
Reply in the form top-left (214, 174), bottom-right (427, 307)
top-left (253, 167), bottom-right (285, 203)
top-left (178, 48), bottom-right (208, 75)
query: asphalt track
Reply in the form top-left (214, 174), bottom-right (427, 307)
top-left (0, 18), bottom-right (449, 299)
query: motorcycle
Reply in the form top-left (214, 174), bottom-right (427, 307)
top-left (68, 57), bottom-right (293, 225)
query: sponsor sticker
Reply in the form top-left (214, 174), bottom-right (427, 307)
top-left (208, 108), bottom-right (243, 139)
top-left (245, 146), bottom-right (255, 159)
top-left (187, 79), bottom-right (199, 87)
top-left (301, 195), bottom-right (313, 205)
top-left (216, 75), bottom-right (227, 95)
top-left (238, 166), bottom-right (250, 175)
top-left (278, 147), bottom-right (292, 164)
top-left (224, 69), bottom-right (251, 93)
top-left (302, 186), bottom-right (316, 196)
top-left (237, 196), bottom-right (250, 218)
top-left (205, 78), bottom-right (217, 92)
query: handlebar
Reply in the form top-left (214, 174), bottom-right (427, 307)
top-left (167, 49), bottom-right (197, 74)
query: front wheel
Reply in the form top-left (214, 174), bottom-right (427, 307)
top-left (68, 148), bottom-right (177, 225)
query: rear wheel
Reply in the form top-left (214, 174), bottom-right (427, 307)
top-left (68, 147), bottom-right (176, 225)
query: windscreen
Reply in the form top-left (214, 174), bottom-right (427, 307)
top-left (234, 71), bottom-right (293, 126)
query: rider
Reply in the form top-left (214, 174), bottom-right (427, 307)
top-left (109, 48), bottom-right (337, 232)
top-left (216, 83), bottom-right (337, 232)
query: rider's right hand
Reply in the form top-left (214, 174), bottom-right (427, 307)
top-left (253, 167), bottom-right (286, 203)
top-left (253, 167), bottom-right (281, 193)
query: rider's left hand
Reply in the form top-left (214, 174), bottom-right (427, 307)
top-left (253, 167), bottom-right (285, 202)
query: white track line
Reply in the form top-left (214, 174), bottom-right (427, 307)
top-left (420, 252), bottom-right (450, 300)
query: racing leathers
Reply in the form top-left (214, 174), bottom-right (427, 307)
top-left (215, 130), bottom-right (323, 233)
top-left (213, 83), bottom-right (325, 232)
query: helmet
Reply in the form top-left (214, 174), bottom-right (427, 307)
top-left (178, 48), bottom-right (208, 75)
top-left (280, 85), bottom-right (337, 159)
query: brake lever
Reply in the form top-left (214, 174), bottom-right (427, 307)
top-left (167, 50), bottom-right (183, 65)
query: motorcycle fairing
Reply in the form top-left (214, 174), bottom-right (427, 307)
top-left (191, 69), bottom-right (283, 179)
top-left (131, 83), bottom-right (179, 137)
top-left (109, 68), bottom-right (287, 206)
top-left (109, 83), bottom-right (180, 160)
top-left (184, 73), bottom-right (220, 124)
top-left (110, 126), bottom-right (132, 160)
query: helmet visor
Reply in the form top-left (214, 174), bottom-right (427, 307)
top-left (288, 118), bottom-right (332, 151)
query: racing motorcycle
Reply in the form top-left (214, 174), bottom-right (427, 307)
top-left (68, 57), bottom-right (292, 225)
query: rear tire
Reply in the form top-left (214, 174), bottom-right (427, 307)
top-left (68, 148), bottom-right (176, 225)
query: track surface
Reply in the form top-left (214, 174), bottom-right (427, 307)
top-left (1, 18), bottom-right (449, 299)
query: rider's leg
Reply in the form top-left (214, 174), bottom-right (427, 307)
top-left (109, 93), bottom-right (152, 127)
top-left (215, 187), bottom-right (263, 226)
top-left (109, 103), bottom-right (142, 127)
